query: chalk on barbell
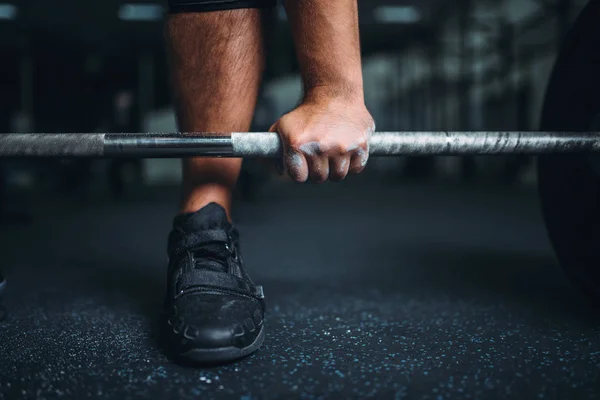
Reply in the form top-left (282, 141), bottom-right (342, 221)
top-left (1, 131), bottom-right (600, 158)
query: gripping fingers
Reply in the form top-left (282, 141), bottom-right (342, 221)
top-left (285, 149), bottom-right (309, 182)
top-left (307, 155), bottom-right (330, 183)
top-left (349, 147), bottom-right (369, 174)
top-left (329, 157), bottom-right (351, 181)
top-left (349, 122), bottom-right (374, 174)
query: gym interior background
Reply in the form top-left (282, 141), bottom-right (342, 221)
top-left (2, 1), bottom-right (600, 399)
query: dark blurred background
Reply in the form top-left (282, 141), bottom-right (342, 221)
top-left (0, 0), bottom-right (590, 212)
top-left (4, 2), bottom-right (600, 397)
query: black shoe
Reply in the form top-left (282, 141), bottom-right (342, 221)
top-left (162, 203), bottom-right (265, 364)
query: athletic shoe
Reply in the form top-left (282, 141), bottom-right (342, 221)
top-left (162, 203), bottom-right (265, 363)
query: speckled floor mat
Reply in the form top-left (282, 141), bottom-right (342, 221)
top-left (1, 181), bottom-right (599, 399)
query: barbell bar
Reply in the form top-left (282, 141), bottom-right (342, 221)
top-left (1, 131), bottom-right (600, 158)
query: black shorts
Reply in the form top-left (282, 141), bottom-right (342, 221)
top-left (168, 0), bottom-right (277, 13)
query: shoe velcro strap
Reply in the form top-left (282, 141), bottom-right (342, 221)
top-left (178, 229), bottom-right (230, 250)
top-left (180, 270), bottom-right (263, 299)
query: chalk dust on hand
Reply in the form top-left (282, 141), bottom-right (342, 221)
top-left (285, 151), bottom-right (308, 181)
top-left (340, 158), bottom-right (349, 170)
top-left (299, 142), bottom-right (321, 156)
top-left (356, 148), bottom-right (368, 167)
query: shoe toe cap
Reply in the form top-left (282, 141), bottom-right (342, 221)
top-left (166, 292), bottom-right (264, 351)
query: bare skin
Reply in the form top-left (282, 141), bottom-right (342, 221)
top-left (166, 10), bottom-right (264, 218)
top-left (166, 1), bottom-right (373, 217)
top-left (273, 0), bottom-right (375, 183)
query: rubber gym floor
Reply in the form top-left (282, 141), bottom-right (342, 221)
top-left (1, 176), bottom-right (599, 399)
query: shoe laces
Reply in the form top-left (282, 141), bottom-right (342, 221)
top-left (189, 229), bottom-right (239, 273)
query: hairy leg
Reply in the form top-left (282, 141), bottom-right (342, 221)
top-left (166, 9), bottom-right (265, 219)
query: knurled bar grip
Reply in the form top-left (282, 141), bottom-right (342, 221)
top-left (1, 132), bottom-right (600, 157)
top-left (0, 133), bottom-right (106, 156)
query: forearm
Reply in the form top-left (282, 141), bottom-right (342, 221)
top-left (165, 11), bottom-right (265, 132)
top-left (284, 0), bottom-right (363, 102)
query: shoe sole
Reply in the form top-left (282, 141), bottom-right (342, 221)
top-left (178, 325), bottom-right (265, 364)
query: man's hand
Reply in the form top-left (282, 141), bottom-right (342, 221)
top-left (276, 0), bottom-right (370, 183)
top-left (271, 95), bottom-right (375, 183)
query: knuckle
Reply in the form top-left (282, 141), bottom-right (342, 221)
top-left (337, 142), bottom-right (352, 154)
top-left (287, 142), bottom-right (302, 153)
top-left (288, 140), bottom-right (310, 155)
top-left (286, 134), bottom-right (303, 148)
top-left (356, 136), bottom-right (369, 149)
top-left (301, 141), bottom-right (323, 156)
top-left (320, 142), bottom-right (341, 155)
top-left (324, 141), bottom-right (350, 155)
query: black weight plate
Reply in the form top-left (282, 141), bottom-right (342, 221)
top-left (0, 273), bottom-right (5, 322)
top-left (538, 0), bottom-right (600, 305)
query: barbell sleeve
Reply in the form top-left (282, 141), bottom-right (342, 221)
top-left (1, 131), bottom-right (600, 158)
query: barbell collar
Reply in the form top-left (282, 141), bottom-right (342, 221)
top-left (1, 131), bottom-right (600, 158)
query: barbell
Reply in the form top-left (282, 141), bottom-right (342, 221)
top-left (1, 131), bottom-right (600, 158)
